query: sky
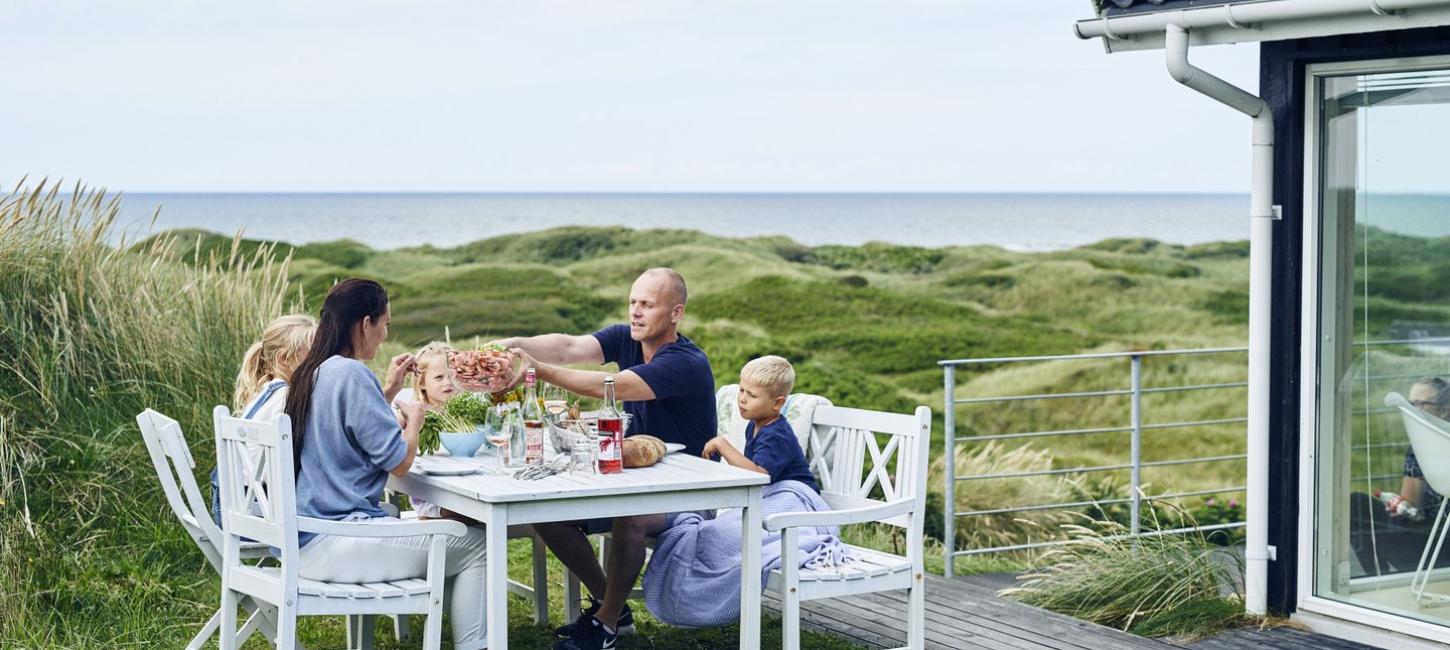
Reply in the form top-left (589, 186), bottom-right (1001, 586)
top-left (0, 2), bottom-right (1262, 193)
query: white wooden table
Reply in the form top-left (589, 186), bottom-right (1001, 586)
top-left (387, 451), bottom-right (770, 650)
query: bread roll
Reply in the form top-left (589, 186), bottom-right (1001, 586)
top-left (622, 435), bottom-right (667, 468)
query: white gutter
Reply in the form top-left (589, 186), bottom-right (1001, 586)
top-left (1077, 0), bottom-right (1450, 53)
top-left (1163, 23), bottom-right (1274, 618)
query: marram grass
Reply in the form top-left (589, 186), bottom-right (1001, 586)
top-left (1001, 505), bottom-right (1245, 639)
top-left (0, 182), bottom-right (861, 649)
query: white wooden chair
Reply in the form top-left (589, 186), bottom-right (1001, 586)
top-left (577, 385), bottom-right (928, 648)
top-left (213, 405), bottom-right (466, 650)
top-left (137, 408), bottom-right (287, 649)
top-left (139, 408), bottom-right (411, 650)
top-left (389, 388), bottom-right (553, 627)
top-left (718, 385), bottom-right (929, 650)
top-left (1387, 392), bottom-right (1450, 606)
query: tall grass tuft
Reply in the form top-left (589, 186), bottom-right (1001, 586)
top-left (934, 441), bottom-right (1072, 552)
top-left (0, 181), bottom-right (294, 646)
top-left (1001, 506), bottom-right (1243, 639)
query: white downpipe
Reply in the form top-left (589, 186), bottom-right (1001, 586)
top-left (1164, 24), bottom-right (1274, 617)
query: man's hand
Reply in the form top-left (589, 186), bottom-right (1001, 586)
top-left (488, 337), bottom-right (521, 350)
top-left (383, 353), bottom-right (418, 402)
top-left (505, 348), bottom-right (537, 391)
top-left (511, 348), bottom-right (535, 372)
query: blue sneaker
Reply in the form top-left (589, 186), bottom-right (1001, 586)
top-left (554, 615), bottom-right (616, 650)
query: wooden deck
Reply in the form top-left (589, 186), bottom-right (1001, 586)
top-left (1181, 626), bottom-right (1379, 650)
top-left (766, 573), bottom-right (1172, 650)
top-left (778, 573), bottom-right (1380, 650)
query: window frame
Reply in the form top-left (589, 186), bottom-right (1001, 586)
top-left (1297, 52), bottom-right (1450, 645)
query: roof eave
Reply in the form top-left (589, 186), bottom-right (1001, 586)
top-left (1077, 0), bottom-right (1450, 53)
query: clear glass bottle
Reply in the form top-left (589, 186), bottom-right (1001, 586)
top-left (522, 368), bottom-right (545, 467)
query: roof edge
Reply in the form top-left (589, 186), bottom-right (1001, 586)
top-left (1077, 0), bottom-right (1450, 52)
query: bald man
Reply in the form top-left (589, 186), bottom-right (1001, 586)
top-left (495, 267), bottom-right (716, 650)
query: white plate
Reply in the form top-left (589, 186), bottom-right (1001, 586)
top-left (664, 443), bottom-right (686, 454)
top-left (415, 458), bottom-right (480, 476)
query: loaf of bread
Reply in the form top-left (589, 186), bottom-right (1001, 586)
top-left (622, 435), bottom-right (667, 468)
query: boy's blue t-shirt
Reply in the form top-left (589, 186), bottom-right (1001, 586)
top-left (294, 356), bottom-right (408, 547)
top-left (593, 324), bottom-right (716, 456)
top-left (745, 417), bottom-right (817, 491)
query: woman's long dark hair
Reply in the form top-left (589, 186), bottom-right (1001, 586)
top-left (284, 279), bottom-right (389, 475)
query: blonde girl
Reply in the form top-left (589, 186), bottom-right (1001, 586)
top-left (234, 314), bottom-right (318, 418)
top-left (404, 342), bottom-right (461, 520)
top-left (212, 314), bottom-right (317, 524)
top-left (412, 341), bottom-right (459, 408)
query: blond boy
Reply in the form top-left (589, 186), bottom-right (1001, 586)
top-left (701, 356), bottom-right (817, 491)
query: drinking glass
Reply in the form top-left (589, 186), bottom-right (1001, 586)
top-left (486, 421), bottom-right (511, 471)
top-left (504, 410), bottom-right (526, 468)
top-left (569, 439), bottom-right (597, 476)
top-left (542, 382), bottom-right (569, 421)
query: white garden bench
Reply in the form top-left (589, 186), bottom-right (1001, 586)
top-left (716, 384), bottom-right (930, 650)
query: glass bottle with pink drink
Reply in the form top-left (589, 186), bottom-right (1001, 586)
top-left (596, 376), bottom-right (625, 474)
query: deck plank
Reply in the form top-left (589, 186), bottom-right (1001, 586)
top-left (1176, 626), bottom-right (1381, 650)
top-left (853, 586), bottom-right (1104, 650)
top-left (772, 573), bottom-right (1382, 650)
top-left (761, 574), bottom-right (1175, 650)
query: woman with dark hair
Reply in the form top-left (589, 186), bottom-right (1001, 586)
top-left (285, 278), bottom-right (491, 650)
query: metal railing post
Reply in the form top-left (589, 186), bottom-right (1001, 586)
top-left (1129, 354), bottom-right (1143, 536)
top-left (943, 363), bottom-right (957, 579)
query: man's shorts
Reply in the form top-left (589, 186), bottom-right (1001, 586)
top-left (577, 517), bottom-right (615, 535)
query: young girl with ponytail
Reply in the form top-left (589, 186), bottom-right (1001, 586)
top-left (210, 314), bottom-right (316, 525)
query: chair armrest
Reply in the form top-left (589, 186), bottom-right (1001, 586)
top-left (763, 499), bottom-right (915, 532)
top-left (298, 516), bottom-right (467, 539)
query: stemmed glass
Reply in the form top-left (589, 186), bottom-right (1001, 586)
top-left (485, 406), bottom-right (513, 472)
top-left (542, 382), bottom-right (569, 421)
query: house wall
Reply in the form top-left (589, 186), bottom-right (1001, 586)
top-left (1262, 25), bottom-right (1450, 615)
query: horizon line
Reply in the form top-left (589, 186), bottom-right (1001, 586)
top-left (84, 189), bottom-right (1256, 196)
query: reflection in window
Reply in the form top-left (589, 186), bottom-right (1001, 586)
top-left (1317, 64), bottom-right (1450, 624)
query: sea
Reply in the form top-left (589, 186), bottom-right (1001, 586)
top-left (111, 192), bottom-right (1254, 252)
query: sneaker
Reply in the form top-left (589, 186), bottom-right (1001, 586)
top-left (554, 616), bottom-right (617, 650)
top-left (555, 597), bottom-right (634, 637)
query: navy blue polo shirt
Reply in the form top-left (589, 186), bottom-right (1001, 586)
top-left (593, 324), bottom-right (716, 456)
top-left (745, 417), bottom-right (817, 491)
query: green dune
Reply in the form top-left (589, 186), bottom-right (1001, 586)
top-left (10, 188), bottom-right (1270, 647)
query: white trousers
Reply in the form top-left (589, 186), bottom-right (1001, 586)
top-left (299, 520), bottom-right (490, 650)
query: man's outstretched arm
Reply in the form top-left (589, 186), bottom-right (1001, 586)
top-left (491, 333), bottom-right (604, 366)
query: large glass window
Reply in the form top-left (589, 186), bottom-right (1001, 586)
top-left (1316, 63), bottom-right (1450, 626)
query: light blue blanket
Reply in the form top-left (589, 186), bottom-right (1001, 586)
top-left (642, 479), bottom-right (850, 628)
